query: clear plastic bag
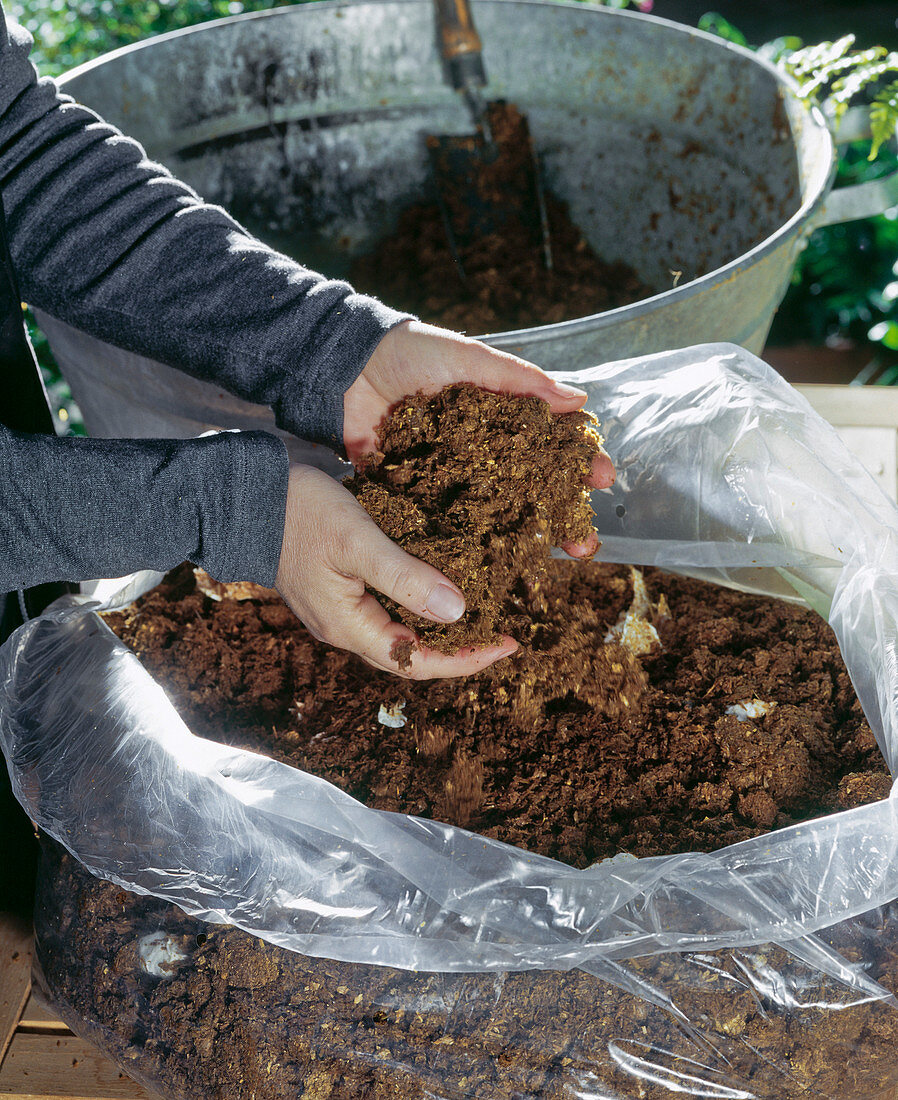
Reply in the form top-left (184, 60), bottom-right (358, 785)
top-left (6, 342), bottom-right (898, 1098)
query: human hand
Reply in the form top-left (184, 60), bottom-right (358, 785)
top-left (289, 321), bottom-right (617, 677)
top-left (275, 464), bottom-right (518, 679)
top-left (344, 320), bottom-right (615, 559)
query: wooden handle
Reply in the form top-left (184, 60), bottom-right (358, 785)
top-left (434, 0), bottom-right (486, 88)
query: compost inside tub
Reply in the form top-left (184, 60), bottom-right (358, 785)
top-left (348, 189), bottom-right (657, 335)
top-left (343, 104), bottom-right (654, 333)
top-left (348, 103), bottom-right (657, 334)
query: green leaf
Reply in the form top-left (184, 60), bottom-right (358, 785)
top-left (758, 36), bottom-right (805, 66)
top-left (697, 13), bottom-right (748, 47)
top-left (870, 320), bottom-right (898, 351)
top-left (870, 80), bottom-right (898, 160)
top-left (802, 46), bottom-right (888, 103)
top-left (777, 38), bottom-right (898, 153)
top-left (830, 51), bottom-right (898, 108)
top-left (785, 35), bottom-right (855, 80)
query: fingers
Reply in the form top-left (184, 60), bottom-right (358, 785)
top-left (351, 598), bottom-right (519, 679)
top-left (350, 323), bottom-right (618, 483)
top-left (367, 321), bottom-right (591, 413)
top-left (413, 323), bottom-right (590, 414)
top-left (591, 451), bottom-right (616, 490)
top-left (276, 465), bottom-right (521, 680)
top-left (320, 581), bottom-right (517, 679)
top-left (560, 530), bottom-right (600, 560)
top-left (345, 515), bottom-right (469, 625)
top-left (462, 345), bottom-right (589, 414)
top-left (397, 637), bottom-right (519, 679)
top-left (371, 639), bottom-right (520, 680)
top-left (483, 363), bottom-right (589, 414)
top-left (559, 453), bottom-right (613, 557)
top-left (338, 504), bottom-right (526, 675)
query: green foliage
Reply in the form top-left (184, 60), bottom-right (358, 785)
top-left (769, 35), bottom-right (898, 360)
top-left (778, 35), bottom-right (898, 159)
top-left (871, 81), bottom-right (898, 160)
top-left (701, 16), bottom-right (898, 372)
top-left (12, 1), bottom-right (300, 77)
top-left (871, 320), bottom-right (898, 351)
top-left (756, 35), bottom-right (805, 66)
top-left (770, 141), bottom-right (898, 353)
top-left (697, 13), bottom-right (747, 48)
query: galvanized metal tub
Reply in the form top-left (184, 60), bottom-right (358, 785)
top-left (37, 0), bottom-right (898, 448)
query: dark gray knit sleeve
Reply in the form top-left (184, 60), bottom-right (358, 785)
top-left (0, 426), bottom-right (289, 589)
top-left (0, 12), bottom-right (413, 452)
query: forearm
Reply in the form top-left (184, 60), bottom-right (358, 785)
top-left (0, 426), bottom-right (288, 588)
top-left (0, 10), bottom-right (411, 449)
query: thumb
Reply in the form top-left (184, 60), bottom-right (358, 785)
top-left (352, 521), bottom-right (467, 624)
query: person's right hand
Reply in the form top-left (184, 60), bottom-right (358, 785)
top-left (275, 464), bottom-right (519, 680)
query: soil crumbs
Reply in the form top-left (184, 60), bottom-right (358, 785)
top-left (103, 561), bottom-right (886, 862)
top-left (106, 382), bottom-right (879, 861)
top-left (350, 198), bottom-right (655, 335)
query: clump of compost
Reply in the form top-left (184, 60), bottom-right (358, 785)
top-left (345, 383), bottom-right (604, 658)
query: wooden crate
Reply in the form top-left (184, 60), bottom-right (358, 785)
top-left (0, 913), bottom-right (152, 1100)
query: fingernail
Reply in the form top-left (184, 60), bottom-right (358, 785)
top-left (425, 584), bottom-right (466, 622)
top-left (550, 380), bottom-right (588, 399)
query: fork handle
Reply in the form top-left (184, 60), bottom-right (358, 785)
top-left (434, 0), bottom-right (487, 89)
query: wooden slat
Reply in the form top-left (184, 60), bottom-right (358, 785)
top-left (0, 1091), bottom-right (128, 1100)
top-left (17, 995), bottom-right (70, 1033)
top-left (795, 382), bottom-right (898, 429)
top-left (0, 914), bottom-right (32, 1067)
top-left (0, 1034), bottom-right (152, 1099)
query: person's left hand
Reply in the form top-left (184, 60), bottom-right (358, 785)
top-left (344, 320), bottom-right (616, 557)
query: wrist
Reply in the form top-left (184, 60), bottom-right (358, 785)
top-left (207, 431), bottom-right (289, 587)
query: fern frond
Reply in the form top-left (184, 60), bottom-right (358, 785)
top-left (799, 46), bottom-right (887, 102)
top-left (870, 80), bottom-right (898, 159)
top-left (830, 52), bottom-right (898, 113)
top-left (785, 35), bottom-right (854, 80)
top-left (778, 38), bottom-right (898, 157)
